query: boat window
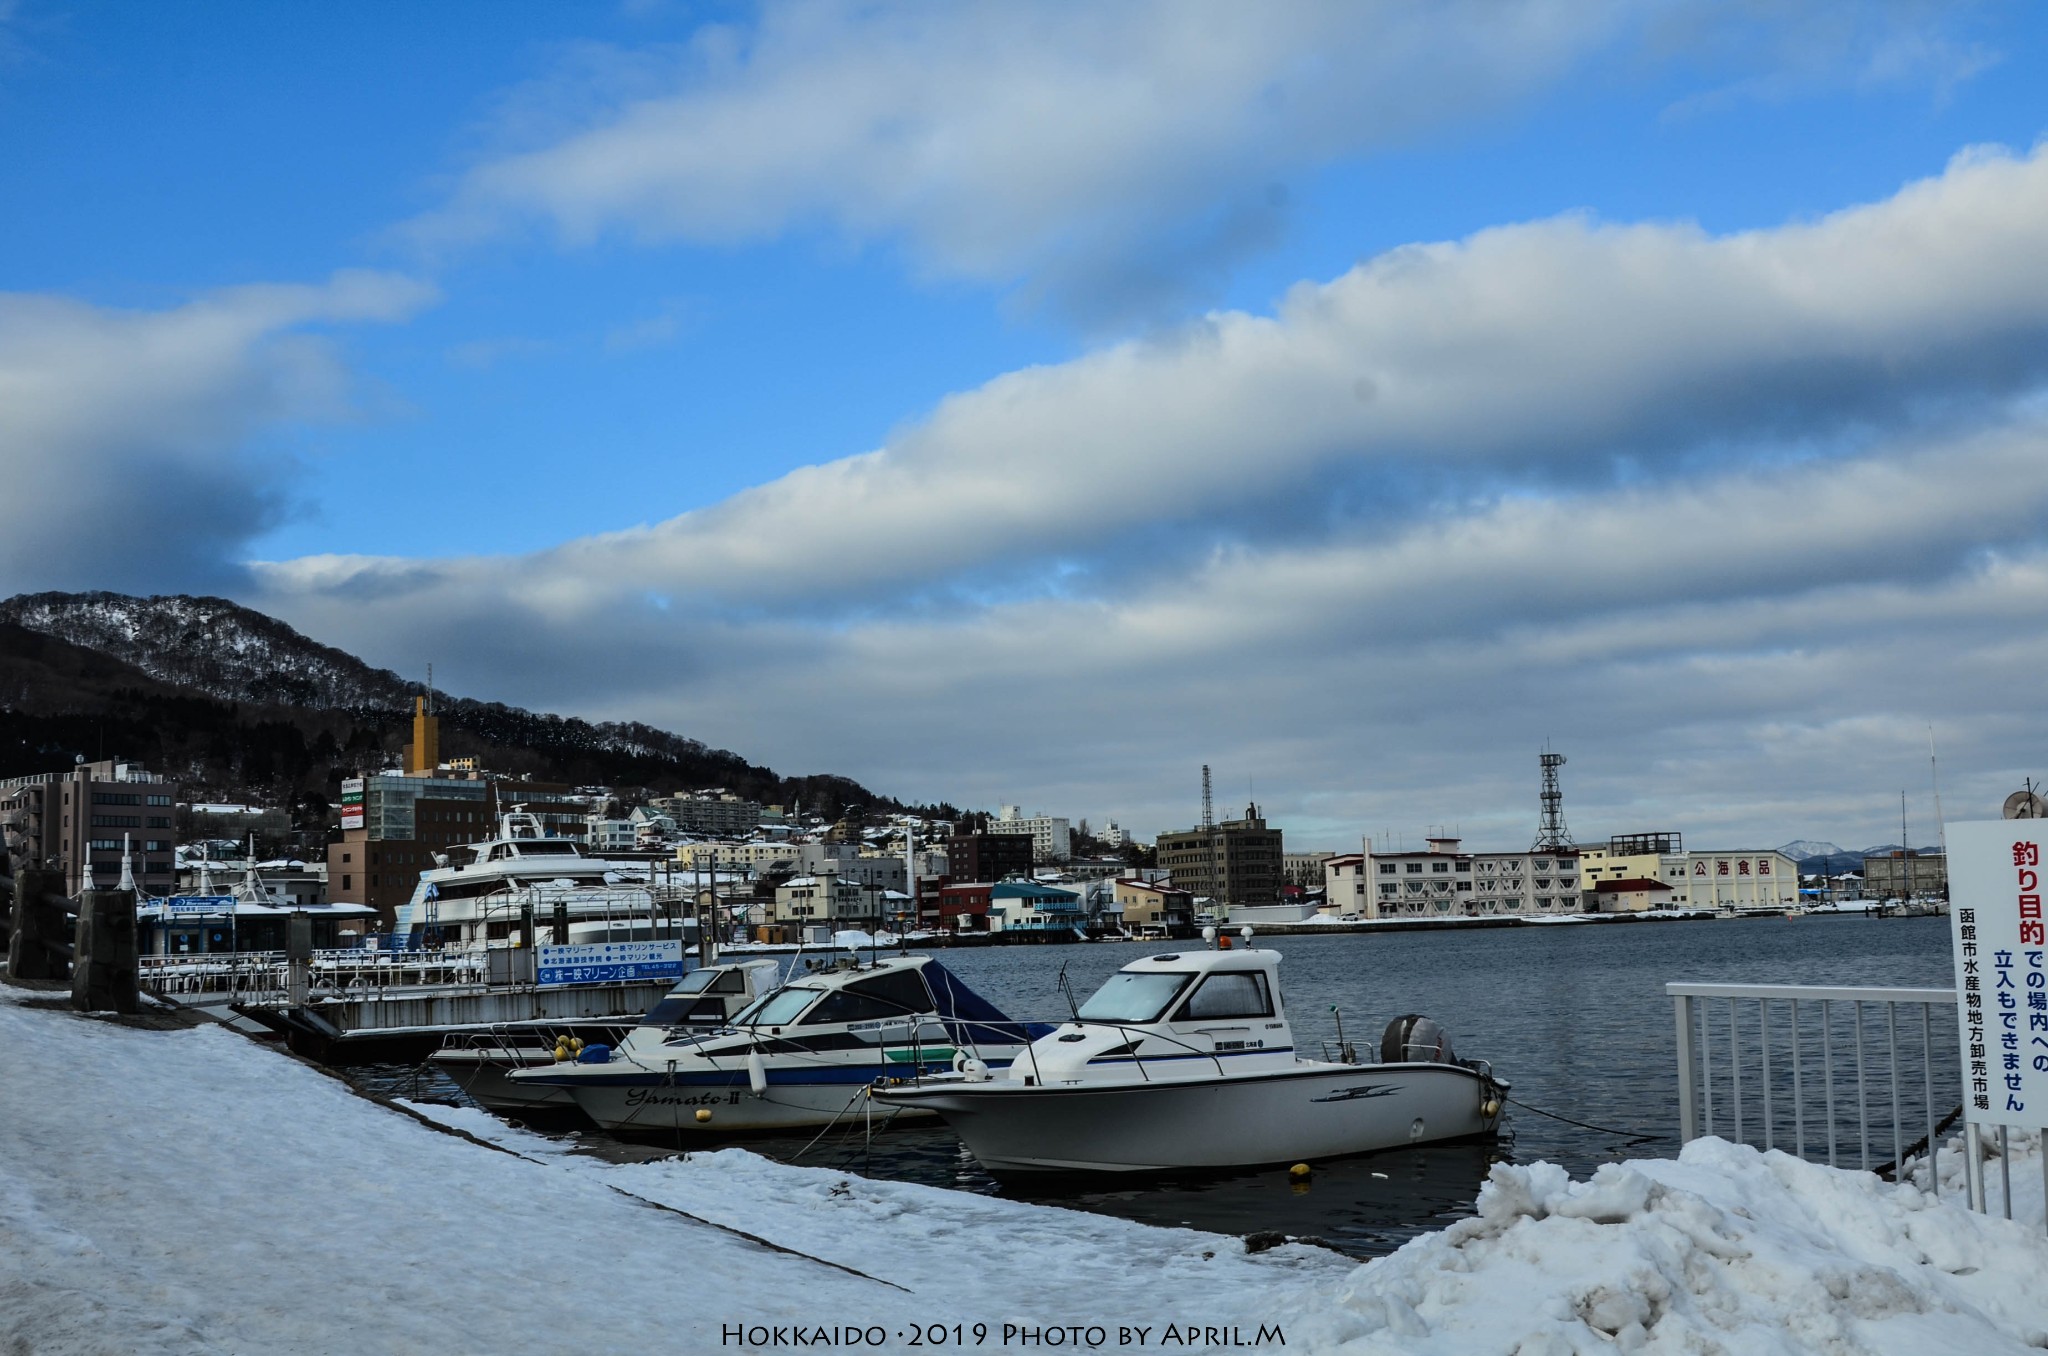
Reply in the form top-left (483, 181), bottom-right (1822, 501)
top-left (1077, 971), bottom-right (1193, 1024)
top-left (514, 841), bottom-right (579, 856)
top-left (734, 986), bottom-right (823, 1027)
top-left (668, 968), bottom-right (726, 996)
top-left (1176, 971), bottom-right (1273, 1021)
top-left (799, 969), bottom-right (933, 1025)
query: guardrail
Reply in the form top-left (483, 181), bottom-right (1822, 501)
top-left (1670, 982), bottom-right (2037, 1225)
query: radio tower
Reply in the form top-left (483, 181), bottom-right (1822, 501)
top-left (1201, 764), bottom-right (1214, 832)
top-left (1533, 747), bottom-right (1575, 852)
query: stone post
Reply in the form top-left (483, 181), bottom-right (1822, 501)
top-left (7, 869), bottom-right (70, 981)
top-left (71, 888), bottom-right (139, 1014)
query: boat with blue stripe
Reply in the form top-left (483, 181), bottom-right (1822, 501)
top-left (510, 953), bottom-right (1051, 1134)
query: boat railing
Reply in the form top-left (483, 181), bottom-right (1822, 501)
top-left (1668, 981), bottom-right (2034, 1225)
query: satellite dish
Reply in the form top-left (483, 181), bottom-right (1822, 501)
top-left (2005, 790), bottom-right (2048, 820)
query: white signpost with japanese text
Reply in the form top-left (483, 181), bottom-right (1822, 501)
top-left (1949, 820), bottom-right (2048, 1132)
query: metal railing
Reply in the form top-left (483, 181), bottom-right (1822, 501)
top-left (138, 948), bottom-right (488, 999)
top-left (1670, 982), bottom-right (2040, 1225)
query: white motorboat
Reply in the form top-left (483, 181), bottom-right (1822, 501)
top-left (429, 958), bottom-right (783, 1115)
top-left (508, 953), bottom-right (1051, 1135)
top-left (871, 936), bottom-right (1506, 1176)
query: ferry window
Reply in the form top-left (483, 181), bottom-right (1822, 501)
top-left (1178, 972), bottom-right (1273, 1021)
top-left (1079, 971), bottom-right (1192, 1023)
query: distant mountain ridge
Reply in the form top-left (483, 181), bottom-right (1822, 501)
top-left (0, 591), bottom-right (900, 821)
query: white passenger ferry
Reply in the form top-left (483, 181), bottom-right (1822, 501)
top-left (392, 810), bottom-right (690, 951)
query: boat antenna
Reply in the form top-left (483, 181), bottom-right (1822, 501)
top-left (1056, 960), bottom-right (1081, 1021)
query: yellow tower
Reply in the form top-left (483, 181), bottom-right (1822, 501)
top-left (408, 695), bottom-right (439, 774)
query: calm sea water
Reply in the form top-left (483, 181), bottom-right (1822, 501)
top-left (361, 915), bottom-right (1954, 1258)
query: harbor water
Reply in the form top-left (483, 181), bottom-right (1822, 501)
top-left (360, 914), bottom-right (1954, 1258)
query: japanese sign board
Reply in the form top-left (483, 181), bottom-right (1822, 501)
top-left (340, 777), bottom-right (365, 831)
top-left (166, 895), bottom-right (236, 916)
top-left (1949, 820), bottom-right (2048, 1130)
top-left (535, 939), bottom-right (682, 987)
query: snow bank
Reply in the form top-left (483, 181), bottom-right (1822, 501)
top-left (10, 979), bottom-right (2048, 1354)
top-left (1295, 1139), bottom-right (2048, 1355)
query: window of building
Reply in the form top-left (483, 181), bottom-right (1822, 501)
top-left (1431, 862), bottom-right (1450, 873)
top-left (1405, 863), bottom-right (1422, 874)
top-left (341, 875), bottom-right (351, 890)
top-left (1456, 861), bottom-right (1471, 872)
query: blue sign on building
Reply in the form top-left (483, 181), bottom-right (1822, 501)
top-left (166, 895), bottom-right (236, 916)
top-left (536, 939), bottom-right (683, 987)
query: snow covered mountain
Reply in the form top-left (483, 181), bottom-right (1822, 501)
top-left (0, 591), bottom-right (418, 711)
top-left (0, 591), bottom-right (893, 812)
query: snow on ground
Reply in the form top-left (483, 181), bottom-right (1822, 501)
top-left (0, 984), bottom-right (1341, 1354)
top-left (10, 980), bottom-right (2048, 1354)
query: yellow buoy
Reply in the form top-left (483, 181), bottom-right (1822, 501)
top-left (1288, 1162), bottom-right (1312, 1180)
top-left (569, 1037), bottom-right (584, 1052)
top-left (695, 1108), bottom-right (712, 1123)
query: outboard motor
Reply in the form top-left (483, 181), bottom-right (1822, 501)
top-left (1381, 1014), bottom-right (1456, 1064)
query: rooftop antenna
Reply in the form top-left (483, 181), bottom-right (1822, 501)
top-left (1201, 765), bottom-right (1214, 832)
top-left (1533, 745), bottom-right (1575, 852)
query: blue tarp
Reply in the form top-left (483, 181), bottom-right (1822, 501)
top-left (923, 959), bottom-right (1056, 1047)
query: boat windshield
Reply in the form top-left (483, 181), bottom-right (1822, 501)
top-left (1077, 971), bottom-right (1193, 1024)
top-left (732, 986), bottom-right (822, 1027)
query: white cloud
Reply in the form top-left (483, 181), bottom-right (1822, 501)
top-left (408, 1), bottom-right (2004, 321)
top-left (0, 272), bottom-right (436, 595)
top-left (279, 142), bottom-right (2048, 616)
top-left (409, 0), bottom-right (1632, 316)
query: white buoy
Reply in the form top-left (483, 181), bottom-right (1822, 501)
top-left (745, 1049), bottom-right (768, 1096)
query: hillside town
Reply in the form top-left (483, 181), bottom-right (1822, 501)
top-left (0, 692), bottom-right (1950, 960)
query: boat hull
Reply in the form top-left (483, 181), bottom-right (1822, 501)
top-left (562, 1068), bottom-right (941, 1135)
top-left (875, 1062), bottom-right (1500, 1175)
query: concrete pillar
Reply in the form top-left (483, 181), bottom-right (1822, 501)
top-left (71, 888), bottom-right (139, 1014)
top-left (7, 869), bottom-right (70, 981)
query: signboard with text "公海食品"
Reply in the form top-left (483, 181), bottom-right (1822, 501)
top-left (1950, 820), bottom-right (2048, 1130)
top-left (535, 939), bottom-right (683, 987)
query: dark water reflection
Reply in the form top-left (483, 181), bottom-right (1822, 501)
top-left (357, 914), bottom-right (1952, 1258)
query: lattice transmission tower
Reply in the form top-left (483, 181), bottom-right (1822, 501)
top-left (1533, 748), bottom-right (1575, 852)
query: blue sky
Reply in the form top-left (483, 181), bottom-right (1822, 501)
top-left (4, 1), bottom-right (2048, 850)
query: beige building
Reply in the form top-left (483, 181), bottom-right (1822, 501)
top-left (1323, 837), bottom-right (1580, 917)
top-left (771, 873), bottom-right (867, 925)
top-left (1113, 878), bottom-right (1195, 934)
top-left (1577, 833), bottom-right (1798, 910)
